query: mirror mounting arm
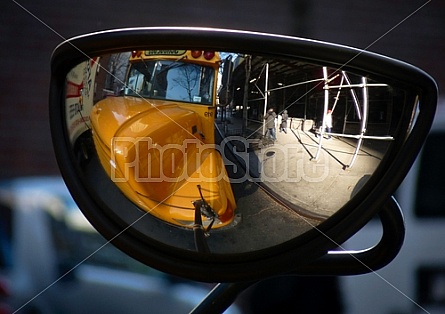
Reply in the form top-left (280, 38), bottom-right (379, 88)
top-left (191, 196), bottom-right (404, 314)
top-left (191, 281), bottom-right (254, 314)
top-left (193, 200), bottom-right (210, 254)
top-left (293, 196), bottom-right (405, 276)
top-left (193, 184), bottom-right (218, 253)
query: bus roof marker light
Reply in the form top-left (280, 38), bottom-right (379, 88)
top-left (131, 51), bottom-right (142, 58)
top-left (191, 50), bottom-right (202, 58)
top-left (204, 51), bottom-right (215, 60)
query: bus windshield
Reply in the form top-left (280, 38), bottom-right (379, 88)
top-left (124, 60), bottom-right (215, 105)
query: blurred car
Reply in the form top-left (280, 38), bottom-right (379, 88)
top-left (0, 176), bottom-right (240, 314)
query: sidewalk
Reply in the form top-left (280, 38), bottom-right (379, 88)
top-left (216, 115), bottom-right (387, 219)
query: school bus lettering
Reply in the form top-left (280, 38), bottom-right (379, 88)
top-left (144, 50), bottom-right (186, 56)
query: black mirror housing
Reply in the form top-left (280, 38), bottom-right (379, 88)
top-left (49, 27), bottom-right (437, 282)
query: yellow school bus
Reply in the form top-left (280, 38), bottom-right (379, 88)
top-left (90, 50), bottom-right (236, 230)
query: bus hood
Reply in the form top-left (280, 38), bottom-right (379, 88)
top-left (90, 96), bottom-right (236, 229)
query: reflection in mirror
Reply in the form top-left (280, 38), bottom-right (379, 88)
top-left (64, 50), bottom-right (408, 253)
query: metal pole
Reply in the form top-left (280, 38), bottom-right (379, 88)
top-left (314, 67), bottom-right (329, 160)
top-left (262, 63), bottom-right (269, 136)
top-left (343, 72), bottom-right (362, 120)
top-left (242, 56), bottom-right (251, 136)
top-left (348, 77), bottom-right (369, 168)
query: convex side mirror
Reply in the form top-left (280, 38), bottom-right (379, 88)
top-left (49, 27), bottom-right (437, 283)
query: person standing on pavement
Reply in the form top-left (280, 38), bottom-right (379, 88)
top-left (264, 108), bottom-right (277, 141)
top-left (325, 109), bottom-right (333, 139)
top-left (280, 110), bottom-right (288, 134)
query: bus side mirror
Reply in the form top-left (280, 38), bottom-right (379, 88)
top-left (49, 27), bottom-right (437, 283)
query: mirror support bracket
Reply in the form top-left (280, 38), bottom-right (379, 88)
top-left (190, 196), bottom-right (404, 314)
top-left (294, 196), bottom-right (405, 275)
top-left (190, 281), bottom-right (254, 314)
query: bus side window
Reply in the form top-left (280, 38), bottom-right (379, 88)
top-left (415, 132), bottom-right (445, 217)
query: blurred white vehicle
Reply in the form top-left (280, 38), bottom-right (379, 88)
top-left (0, 177), bottom-right (240, 314)
top-left (340, 103), bottom-right (445, 314)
